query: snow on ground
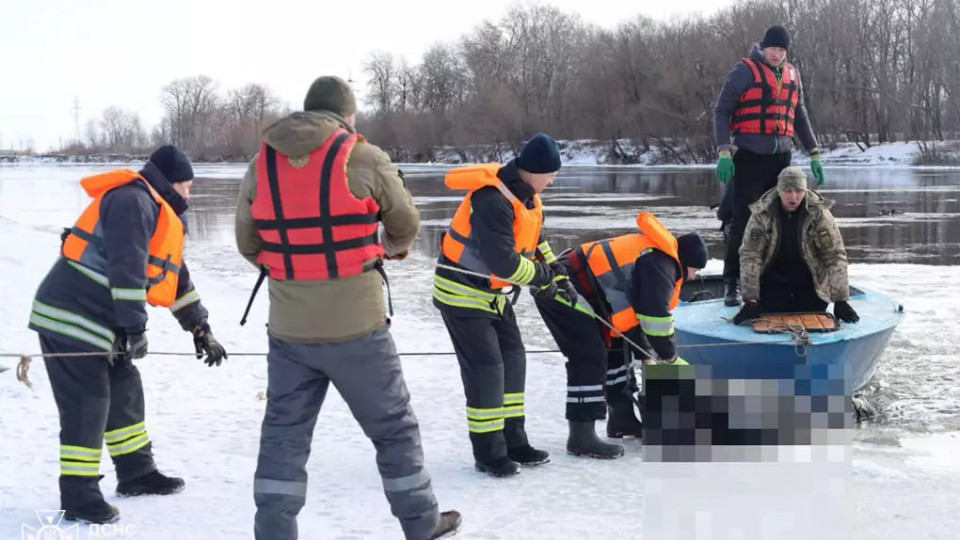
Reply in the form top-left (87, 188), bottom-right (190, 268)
top-left (1, 168), bottom-right (959, 539)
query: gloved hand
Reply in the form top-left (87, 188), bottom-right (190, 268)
top-left (385, 249), bottom-right (409, 261)
top-left (834, 301), bottom-right (859, 323)
top-left (533, 278), bottom-right (559, 299)
top-left (716, 151), bottom-right (735, 184)
top-left (810, 155), bottom-right (824, 186)
top-left (553, 275), bottom-right (579, 307)
top-left (193, 322), bottom-right (228, 366)
top-left (732, 300), bottom-right (762, 325)
top-left (112, 330), bottom-right (148, 362)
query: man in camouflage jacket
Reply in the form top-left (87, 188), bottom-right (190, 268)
top-left (733, 166), bottom-right (859, 325)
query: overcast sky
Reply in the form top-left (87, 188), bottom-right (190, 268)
top-left (1, 0), bottom-right (733, 152)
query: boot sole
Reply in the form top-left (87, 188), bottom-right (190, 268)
top-left (430, 519), bottom-right (463, 540)
top-left (515, 458), bottom-right (550, 467)
top-left (474, 464), bottom-right (521, 478)
top-left (567, 448), bottom-right (625, 460)
top-left (64, 512), bottom-right (121, 525)
top-left (116, 484), bottom-right (185, 498)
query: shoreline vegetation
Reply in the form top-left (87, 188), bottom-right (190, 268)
top-left (4, 139), bottom-right (959, 168)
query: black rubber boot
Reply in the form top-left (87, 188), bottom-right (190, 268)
top-left (60, 476), bottom-right (118, 524)
top-left (63, 500), bottom-right (120, 524)
top-left (567, 420), bottom-right (625, 459)
top-left (474, 455), bottom-right (521, 478)
top-left (116, 470), bottom-right (185, 497)
top-left (507, 444), bottom-right (550, 466)
top-left (724, 279), bottom-right (742, 307)
top-left (428, 510), bottom-right (463, 539)
top-left (606, 398), bottom-right (643, 439)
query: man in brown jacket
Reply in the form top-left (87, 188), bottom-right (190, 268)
top-left (235, 76), bottom-right (460, 540)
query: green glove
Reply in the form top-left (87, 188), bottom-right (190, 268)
top-left (810, 156), bottom-right (824, 186)
top-left (716, 151), bottom-right (734, 184)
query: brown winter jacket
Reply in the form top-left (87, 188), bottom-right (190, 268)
top-left (739, 188), bottom-right (850, 304)
top-left (235, 111), bottom-right (420, 343)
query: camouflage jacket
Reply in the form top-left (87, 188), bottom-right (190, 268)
top-left (739, 188), bottom-right (850, 304)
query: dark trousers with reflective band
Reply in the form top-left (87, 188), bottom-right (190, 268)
top-left (533, 294), bottom-right (607, 420)
top-left (439, 303), bottom-right (528, 463)
top-left (254, 324), bottom-right (439, 540)
top-left (40, 335), bottom-right (155, 508)
top-left (724, 150), bottom-right (792, 280)
top-left (605, 338), bottom-right (638, 409)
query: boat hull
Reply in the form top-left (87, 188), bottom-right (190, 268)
top-left (673, 275), bottom-right (904, 393)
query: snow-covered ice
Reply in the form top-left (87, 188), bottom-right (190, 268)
top-left (1, 164), bottom-right (958, 539)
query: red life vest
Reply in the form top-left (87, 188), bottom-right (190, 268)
top-left (250, 129), bottom-right (383, 280)
top-left (730, 58), bottom-right (800, 137)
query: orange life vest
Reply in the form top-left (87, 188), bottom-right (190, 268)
top-left (579, 212), bottom-right (682, 333)
top-left (440, 164), bottom-right (543, 290)
top-left (730, 58), bottom-right (800, 137)
top-left (61, 170), bottom-right (184, 307)
top-left (250, 129), bottom-right (384, 280)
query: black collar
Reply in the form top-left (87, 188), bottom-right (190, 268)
top-left (497, 159), bottom-right (536, 205)
top-left (139, 161), bottom-right (188, 215)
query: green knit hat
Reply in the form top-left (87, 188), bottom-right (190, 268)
top-left (303, 76), bottom-right (357, 116)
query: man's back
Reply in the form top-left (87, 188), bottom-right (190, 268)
top-left (236, 111), bottom-right (420, 343)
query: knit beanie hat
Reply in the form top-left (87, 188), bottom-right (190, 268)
top-left (777, 166), bottom-right (808, 191)
top-left (677, 232), bottom-right (709, 270)
top-left (517, 132), bottom-right (562, 174)
top-left (303, 76), bottom-right (357, 116)
top-left (761, 25), bottom-right (791, 50)
top-left (147, 144), bottom-right (194, 183)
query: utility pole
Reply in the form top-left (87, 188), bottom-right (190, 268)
top-left (71, 96), bottom-right (82, 145)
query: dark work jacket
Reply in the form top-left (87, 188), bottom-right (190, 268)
top-left (433, 159), bottom-right (552, 319)
top-left (28, 162), bottom-right (209, 352)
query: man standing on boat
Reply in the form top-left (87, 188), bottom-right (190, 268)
top-left (236, 75), bottom-right (460, 540)
top-left (534, 213), bottom-right (709, 440)
top-left (733, 166), bottom-right (859, 324)
top-left (713, 24), bottom-right (825, 307)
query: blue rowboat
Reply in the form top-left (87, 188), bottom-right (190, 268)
top-left (673, 274), bottom-right (905, 393)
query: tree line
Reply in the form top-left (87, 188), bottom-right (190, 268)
top-left (358, 0), bottom-right (960, 163)
top-left (66, 0), bottom-right (960, 164)
top-left (68, 76), bottom-right (289, 161)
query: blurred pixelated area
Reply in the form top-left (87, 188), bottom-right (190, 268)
top-left (640, 363), bottom-right (854, 463)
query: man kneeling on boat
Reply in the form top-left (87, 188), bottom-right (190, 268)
top-left (733, 166), bottom-right (859, 325)
top-left (534, 212), bottom-right (709, 441)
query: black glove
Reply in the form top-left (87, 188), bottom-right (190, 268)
top-left (834, 301), bottom-right (860, 323)
top-left (112, 329), bottom-right (148, 362)
top-left (732, 300), bottom-right (762, 325)
top-left (533, 278), bottom-right (559, 299)
top-left (554, 275), bottom-right (579, 307)
top-left (193, 322), bottom-right (228, 366)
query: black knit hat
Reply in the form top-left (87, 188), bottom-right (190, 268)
top-left (761, 25), bottom-right (791, 50)
top-left (303, 75), bottom-right (357, 116)
top-left (147, 144), bottom-right (194, 183)
top-left (517, 132), bottom-right (561, 174)
top-left (677, 232), bottom-right (709, 270)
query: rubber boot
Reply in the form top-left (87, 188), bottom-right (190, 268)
top-left (428, 510), bottom-right (463, 539)
top-left (508, 444), bottom-right (550, 466)
top-left (474, 456), bottom-right (521, 478)
top-left (606, 398), bottom-right (643, 439)
top-left (61, 476), bottom-right (120, 524)
top-left (724, 279), bottom-right (741, 307)
top-left (116, 469), bottom-right (185, 497)
top-left (566, 420), bottom-right (624, 459)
